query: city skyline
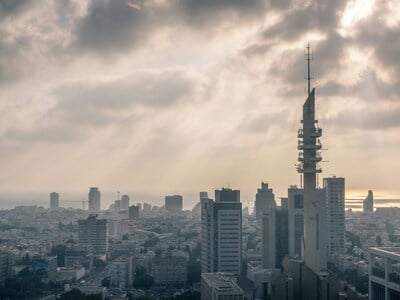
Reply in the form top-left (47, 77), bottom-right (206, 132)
top-left (0, 1), bottom-right (399, 202)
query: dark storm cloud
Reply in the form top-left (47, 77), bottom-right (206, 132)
top-left (74, 0), bottom-right (151, 53)
top-left (327, 106), bottom-right (400, 130)
top-left (263, 1), bottom-right (347, 41)
top-left (72, 0), bottom-right (268, 54)
top-left (0, 34), bottom-right (33, 84)
top-left (320, 69), bottom-right (400, 101)
top-left (353, 9), bottom-right (400, 81)
top-left (175, 0), bottom-right (266, 25)
top-left (0, 0), bottom-right (32, 20)
top-left (259, 0), bottom-right (349, 91)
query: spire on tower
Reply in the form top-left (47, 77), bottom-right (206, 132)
top-left (306, 44), bottom-right (313, 95)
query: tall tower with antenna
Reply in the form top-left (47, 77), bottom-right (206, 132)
top-left (296, 44), bottom-right (324, 273)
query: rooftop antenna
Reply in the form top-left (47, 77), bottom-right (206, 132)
top-left (305, 43), bottom-right (313, 95)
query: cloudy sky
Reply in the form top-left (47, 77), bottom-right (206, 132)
top-left (0, 0), bottom-right (399, 207)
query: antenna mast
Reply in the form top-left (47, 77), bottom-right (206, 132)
top-left (306, 43), bottom-right (312, 95)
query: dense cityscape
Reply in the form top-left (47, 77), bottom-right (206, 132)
top-left (1, 1), bottom-right (400, 300)
top-left (0, 61), bottom-right (399, 299)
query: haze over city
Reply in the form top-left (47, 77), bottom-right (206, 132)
top-left (1, 0), bottom-right (399, 209)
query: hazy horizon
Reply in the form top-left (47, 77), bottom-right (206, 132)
top-left (1, 188), bottom-right (399, 212)
top-left (1, 0), bottom-right (399, 202)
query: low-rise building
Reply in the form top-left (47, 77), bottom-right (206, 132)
top-left (201, 272), bottom-right (244, 300)
top-left (151, 250), bottom-right (188, 286)
top-left (110, 255), bottom-right (134, 289)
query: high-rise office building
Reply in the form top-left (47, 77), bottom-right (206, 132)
top-left (88, 187), bottom-right (101, 212)
top-left (165, 195), bottom-right (183, 212)
top-left (129, 205), bottom-right (140, 219)
top-left (254, 182), bottom-right (276, 219)
top-left (287, 185), bottom-right (304, 257)
top-left (261, 207), bottom-right (288, 269)
top-left (261, 185), bottom-right (327, 270)
top-left (78, 215), bottom-right (108, 254)
top-left (363, 190), bottom-right (374, 213)
top-left (201, 188), bottom-right (242, 275)
top-left (120, 195), bottom-right (130, 211)
top-left (323, 176), bottom-right (345, 257)
top-left (50, 192), bottom-right (59, 210)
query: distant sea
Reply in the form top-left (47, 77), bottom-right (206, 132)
top-left (0, 190), bottom-right (399, 213)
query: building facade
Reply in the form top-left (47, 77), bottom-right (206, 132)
top-left (50, 192), bottom-right (59, 210)
top-left (78, 215), bottom-right (108, 254)
top-left (110, 255), bottom-right (134, 289)
top-left (364, 190), bottom-right (374, 213)
top-left (254, 182), bottom-right (276, 219)
top-left (201, 188), bottom-right (242, 275)
top-left (201, 272), bottom-right (244, 300)
top-left (369, 247), bottom-right (400, 300)
top-left (323, 176), bottom-right (345, 257)
top-left (165, 195), bottom-right (183, 212)
top-left (151, 251), bottom-right (188, 285)
top-left (88, 187), bottom-right (101, 212)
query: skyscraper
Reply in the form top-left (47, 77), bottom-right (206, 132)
top-left (297, 86), bottom-right (325, 273)
top-left (120, 194), bottom-right (130, 211)
top-left (363, 190), bottom-right (374, 213)
top-left (50, 192), bottom-right (59, 210)
top-left (287, 185), bottom-right (304, 257)
top-left (88, 187), bottom-right (101, 212)
top-left (254, 182), bottom-right (276, 219)
top-left (165, 195), bottom-right (183, 212)
top-left (323, 176), bottom-right (345, 257)
top-left (78, 215), bottom-right (108, 254)
top-left (201, 188), bottom-right (242, 275)
top-left (261, 206), bottom-right (288, 269)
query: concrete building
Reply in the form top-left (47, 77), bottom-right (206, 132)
top-left (201, 188), bottom-right (242, 275)
top-left (110, 255), bottom-right (134, 289)
top-left (129, 205), bottom-right (140, 220)
top-left (165, 195), bottom-right (183, 212)
top-left (0, 251), bottom-right (13, 283)
top-left (268, 48), bottom-right (365, 300)
top-left (324, 176), bottom-right (345, 257)
top-left (120, 194), bottom-right (130, 211)
top-left (32, 256), bottom-right (57, 283)
top-left (369, 247), bottom-right (400, 300)
top-left (261, 207), bottom-right (288, 269)
top-left (50, 192), bottom-right (59, 210)
top-left (254, 182), bottom-right (276, 219)
top-left (78, 215), bottom-right (108, 255)
top-left (247, 261), bottom-right (272, 299)
top-left (364, 190), bottom-right (374, 213)
top-left (287, 185), bottom-right (304, 257)
top-left (296, 86), bottom-right (325, 273)
top-left (88, 187), bottom-right (101, 212)
top-left (201, 272), bottom-right (244, 300)
top-left (64, 247), bottom-right (93, 270)
top-left (151, 251), bottom-right (188, 286)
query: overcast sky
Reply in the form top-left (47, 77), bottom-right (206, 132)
top-left (0, 0), bottom-right (399, 206)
